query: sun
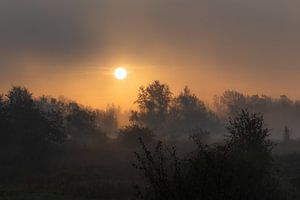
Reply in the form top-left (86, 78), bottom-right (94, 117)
top-left (114, 67), bottom-right (127, 80)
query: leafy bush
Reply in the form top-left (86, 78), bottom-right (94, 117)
top-left (133, 110), bottom-right (285, 200)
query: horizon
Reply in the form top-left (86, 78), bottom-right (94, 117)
top-left (1, 0), bottom-right (299, 109)
top-left (1, 1), bottom-right (300, 199)
top-left (0, 79), bottom-right (298, 110)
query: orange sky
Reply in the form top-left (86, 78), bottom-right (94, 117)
top-left (0, 0), bottom-right (299, 109)
top-left (1, 62), bottom-right (299, 110)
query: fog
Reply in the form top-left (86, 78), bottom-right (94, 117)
top-left (1, 0), bottom-right (300, 199)
top-left (1, 82), bottom-right (300, 199)
top-left (1, 0), bottom-right (300, 108)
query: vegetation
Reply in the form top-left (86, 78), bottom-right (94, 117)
top-left (133, 110), bottom-right (284, 200)
top-left (131, 81), bottom-right (222, 139)
top-left (0, 82), bottom-right (300, 199)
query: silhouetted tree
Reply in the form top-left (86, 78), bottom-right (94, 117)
top-left (134, 110), bottom-right (282, 200)
top-left (131, 81), bottom-right (172, 130)
top-left (0, 86), bottom-right (66, 168)
top-left (214, 90), bottom-right (300, 138)
top-left (131, 83), bottom-right (222, 139)
top-left (133, 139), bottom-right (182, 200)
top-left (214, 90), bottom-right (247, 116)
top-left (226, 109), bottom-right (273, 155)
top-left (167, 86), bottom-right (219, 138)
top-left (225, 109), bottom-right (277, 200)
top-left (66, 102), bottom-right (106, 147)
top-left (96, 105), bottom-right (119, 136)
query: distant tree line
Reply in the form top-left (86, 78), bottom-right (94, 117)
top-left (130, 81), bottom-right (300, 140)
top-left (0, 86), bottom-right (119, 174)
top-left (131, 81), bottom-right (222, 139)
top-left (1, 82), bottom-right (300, 199)
top-left (0, 82), bottom-right (299, 167)
top-left (214, 90), bottom-right (300, 138)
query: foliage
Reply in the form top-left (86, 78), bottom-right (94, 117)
top-left (0, 86), bottom-right (66, 167)
top-left (1, 84), bottom-right (300, 199)
top-left (167, 86), bottom-right (221, 138)
top-left (95, 105), bottom-right (119, 136)
top-left (131, 81), bottom-right (222, 139)
top-left (133, 139), bottom-right (181, 200)
top-left (133, 110), bottom-right (284, 200)
top-left (131, 81), bottom-right (172, 130)
top-left (65, 102), bottom-right (106, 146)
top-left (214, 90), bottom-right (300, 138)
top-left (0, 86), bottom-right (115, 171)
top-left (226, 110), bottom-right (273, 166)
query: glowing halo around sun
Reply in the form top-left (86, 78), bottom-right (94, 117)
top-left (114, 67), bottom-right (127, 80)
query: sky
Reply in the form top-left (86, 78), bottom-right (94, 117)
top-left (0, 0), bottom-right (299, 108)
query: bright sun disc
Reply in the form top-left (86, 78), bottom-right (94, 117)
top-left (114, 67), bottom-right (127, 80)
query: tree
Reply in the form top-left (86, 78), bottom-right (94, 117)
top-left (225, 110), bottom-right (277, 199)
top-left (133, 139), bottom-right (182, 200)
top-left (214, 90), bottom-right (247, 117)
top-left (130, 81), bottom-right (172, 130)
top-left (134, 110), bottom-right (281, 200)
top-left (226, 109), bottom-right (273, 156)
top-left (166, 86), bottom-right (216, 138)
top-left (96, 105), bottom-right (119, 136)
top-left (66, 102), bottom-right (106, 146)
top-left (0, 86), bottom-right (66, 167)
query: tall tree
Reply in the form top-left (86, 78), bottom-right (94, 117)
top-left (131, 81), bottom-right (172, 130)
top-left (167, 86), bottom-right (213, 137)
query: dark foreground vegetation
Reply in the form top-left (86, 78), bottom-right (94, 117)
top-left (1, 81), bottom-right (300, 199)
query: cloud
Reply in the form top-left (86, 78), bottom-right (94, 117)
top-left (0, 1), bottom-right (98, 63)
top-left (0, 0), bottom-right (299, 71)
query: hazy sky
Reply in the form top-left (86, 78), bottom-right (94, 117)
top-left (0, 0), bottom-right (299, 108)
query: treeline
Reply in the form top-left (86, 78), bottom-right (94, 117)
top-left (0, 86), bottom-right (120, 176)
top-left (1, 81), bottom-right (299, 149)
top-left (131, 81), bottom-right (223, 139)
top-left (131, 81), bottom-right (300, 140)
top-left (214, 90), bottom-right (300, 138)
top-left (1, 81), bottom-right (300, 199)
top-left (1, 82), bottom-right (300, 167)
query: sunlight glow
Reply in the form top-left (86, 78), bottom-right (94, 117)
top-left (114, 67), bottom-right (127, 80)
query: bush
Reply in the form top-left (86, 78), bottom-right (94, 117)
top-left (133, 110), bottom-right (284, 200)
